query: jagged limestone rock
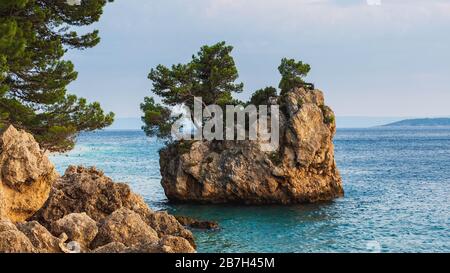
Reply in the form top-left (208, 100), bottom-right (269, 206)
top-left (91, 208), bottom-right (159, 249)
top-left (160, 88), bottom-right (344, 204)
top-left (51, 213), bottom-right (98, 249)
top-left (0, 126), bottom-right (58, 222)
top-left (33, 166), bottom-right (195, 249)
top-left (16, 221), bottom-right (63, 253)
top-left (175, 215), bottom-right (219, 230)
top-left (0, 126), bottom-right (197, 253)
top-left (32, 166), bottom-right (151, 226)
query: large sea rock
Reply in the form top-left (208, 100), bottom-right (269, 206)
top-left (160, 87), bottom-right (344, 204)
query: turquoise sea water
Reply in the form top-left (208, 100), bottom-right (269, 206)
top-left (50, 128), bottom-right (450, 253)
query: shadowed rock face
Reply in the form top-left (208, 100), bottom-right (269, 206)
top-left (0, 229), bottom-right (36, 253)
top-left (0, 126), bottom-right (58, 222)
top-left (175, 215), bottom-right (219, 230)
top-left (0, 219), bottom-right (35, 253)
top-left (16, 221), bottom-right (63, 253)
top-left (160, 88), bottom-right (344, 204)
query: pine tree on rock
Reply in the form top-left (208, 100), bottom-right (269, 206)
top-left (142, 42), bottom-right (244, 140)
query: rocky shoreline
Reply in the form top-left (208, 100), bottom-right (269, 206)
top-left (0, 88), bottom-right (344, 253)
top-left (0, 126), bottom-right (195, 253)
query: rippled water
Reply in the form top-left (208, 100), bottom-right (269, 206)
top-left (51, 128), bottom-right (450, 253)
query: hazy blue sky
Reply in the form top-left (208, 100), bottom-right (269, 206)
top-left (66, 0), bottom-right (450, 122)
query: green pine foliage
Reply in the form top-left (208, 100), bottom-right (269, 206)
top-left (142, 42), bottom-right (313, 143)
top-left (0, 0), bottom-right (114, 152)
top-left (147, 41), bottom-right (244, 111)
top-left (142, 41), bottom-right (244, 140)
top-left (278, 58), bottom-right (311, 94)
top-left (140, 97), bottom-right (177, 140)
top-left (249, 87), bottom-right (277, 106)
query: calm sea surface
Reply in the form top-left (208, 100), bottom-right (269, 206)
top-left (51, 128), bottom-right (450, 253)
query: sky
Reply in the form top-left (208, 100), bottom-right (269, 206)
top-left (65, 0), bottom-right (450, 128)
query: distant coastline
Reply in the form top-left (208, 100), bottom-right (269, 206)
top-left (110, 116), bottom-right (410, 130)
top-left (383, 118), bottom-right (450, 127)
top-left (107, 117), bottom-right (450, 130)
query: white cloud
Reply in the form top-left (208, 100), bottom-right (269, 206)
top-left (201, 0), bottom-right (450, 29)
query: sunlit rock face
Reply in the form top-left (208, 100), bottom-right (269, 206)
top-left (160, 87), bottom-right (344, 204)
top-left (0, 126), bottom-right (58, 222)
